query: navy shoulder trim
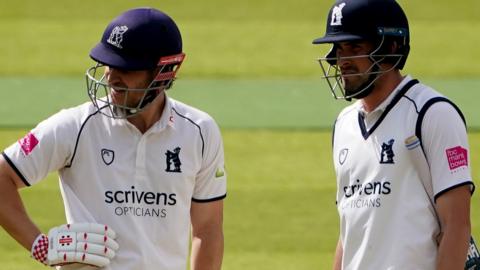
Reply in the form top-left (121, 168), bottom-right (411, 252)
top-left (66, 109), bottom-right (102, 168)
top-left (2, 152), bottom-right (30, 186)
top-left (192, 194), bottom-right (227, 203)
top-left (434, 181), bottom-right (475, 202)
top-left (359, 79), bottom-right (419, 139)
top-left (415, 97), bottom-right (466, 143)
top-left (172, 107), bottom-right (205, 157)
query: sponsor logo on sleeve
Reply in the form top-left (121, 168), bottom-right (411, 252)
top-left (446, 146), bottom-right (468, 171)
top-left (215, 167), bottom-right (225, 178)
top-left (18, 132), bottom-right (39, 156)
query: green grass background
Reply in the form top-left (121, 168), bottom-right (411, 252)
top-left (0, 0), bottom-right (479, 269)
top-left (0, 0), bottom-right (479, 78)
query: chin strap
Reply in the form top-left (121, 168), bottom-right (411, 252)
top-left (137, 89), bottom-right (160, 111)
top-left (345, 70), bottom-right (379, 101)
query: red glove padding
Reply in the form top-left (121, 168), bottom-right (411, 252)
top-left (31, 223), bottom-right (119, 267)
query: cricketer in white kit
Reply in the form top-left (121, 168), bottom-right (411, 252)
top-left (332, 76), bottom-right (474, 269)
top-left (4, 98), bottom-right (226, 269)
top-left (0, 7), bottom-right (226, 270)
top-left (3, 97), bottom-right (226, 270)
top-left (313, 0), bottom-right (475, 269)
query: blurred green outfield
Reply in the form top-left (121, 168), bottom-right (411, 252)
top-left (0, 0), bottom-right (479, 269)
top-left (1, 0), bottom-right (480, 78)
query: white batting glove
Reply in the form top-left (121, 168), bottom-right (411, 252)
top-left (31, 223), bottom-right (119, 267)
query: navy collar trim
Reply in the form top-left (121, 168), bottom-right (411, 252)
top-left (358, 79), bottom-right (419, 140)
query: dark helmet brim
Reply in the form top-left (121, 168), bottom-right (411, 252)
top-left (312, 33), bottom-right (364, 44)
top-left (90, 42), bottom-right (157, 71)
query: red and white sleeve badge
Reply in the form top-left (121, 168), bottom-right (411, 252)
top-left (18, 132), bottom-right (39, 156)
top-left (446, 146), bottom-right (468, 171)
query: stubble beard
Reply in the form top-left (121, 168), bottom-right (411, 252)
top-left (342, 73), bottom-right (370, 97)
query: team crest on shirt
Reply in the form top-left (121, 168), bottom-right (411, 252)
top-left (101, 148), bottom-right (115, 165)
top-left (165, 147), bottom-right (182, 173)
top-left (380, 139), bottom-right (395, 164)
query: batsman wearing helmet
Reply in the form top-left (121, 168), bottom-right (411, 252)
top-left (313, 0), bottom-right (476, 269)
top-left (0, 7), bottom-right (226, 270)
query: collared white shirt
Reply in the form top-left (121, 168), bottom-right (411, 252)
top-left (355, 77), bottom-right (407, 129)
top-left (333, 75), bottom-right (474, 269)
top-left (3, 96), bottom-right (227, 270)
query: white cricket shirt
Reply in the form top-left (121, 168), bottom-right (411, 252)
top-left (333, 76), bottom-right (474, 270)
top-left (3, 96), bottom-right (227, 270)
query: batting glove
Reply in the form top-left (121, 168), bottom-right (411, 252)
top-left (465, 258), bottom-right (480, 270)
top-left (31, 223), bottom-right (119, 267)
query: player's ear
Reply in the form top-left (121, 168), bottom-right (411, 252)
top-left (390, 40), bottom-right (400, 54)
top-left (380, 38), bottom-right (397, 55)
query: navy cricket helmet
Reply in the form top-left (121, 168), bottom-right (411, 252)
top-left (90, 7), bottom-right (183, 70)
top-left (312, 0), bottom-right (410, 100)
top-left (86, 7), bottom-right (185, 118)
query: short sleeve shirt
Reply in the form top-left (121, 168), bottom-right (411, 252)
top-left (332, 76), bottom-right (474, 269)
top-left (3, 97), bottom-right (227, 270)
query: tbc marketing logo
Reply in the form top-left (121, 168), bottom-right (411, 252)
top-left (446, 146), bottom-right (468, 172)
top-left (105, 186), bottom-right (177, 218)
top-left (19, 132), bottom-right (39, 156)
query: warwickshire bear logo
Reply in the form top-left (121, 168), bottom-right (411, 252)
top-left (380, 139), bottom-right (395, 164)
top-left (330, 3), bottom-right (346, 26)
top-left (107, 25), bottom-right (128, 49)
top-left (165, 147), bottom-right (182, 173)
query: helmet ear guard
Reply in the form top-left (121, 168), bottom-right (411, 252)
top-left (153, 53), bottom-right (185, 89)
top-left (136, 52), bottom-right (186, 110)
top-left (374, 27), bottom-right (410, 69)
top-left (325, 45), bottom-right (338, 66)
